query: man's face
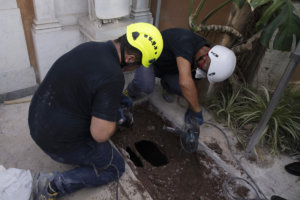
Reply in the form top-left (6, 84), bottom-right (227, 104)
top-left (194, 46), bottom-right (211, 71)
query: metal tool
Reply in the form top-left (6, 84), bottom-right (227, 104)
top-left (163, 119), bottom-right (200, 153)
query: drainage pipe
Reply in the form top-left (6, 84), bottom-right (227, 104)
top-left (245, 43), bottom-right (300, 154)
top-left (155, 0), bottom-right (162, 27)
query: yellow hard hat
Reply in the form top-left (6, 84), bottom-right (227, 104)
top-left (126, 22), bottom-right (163, 67)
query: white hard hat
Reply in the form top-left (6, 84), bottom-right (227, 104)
top-left (207, 45), bottom-right (236, 83)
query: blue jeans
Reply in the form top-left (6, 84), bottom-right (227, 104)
top-left (46, 140), bottom-right (125, 197)
top-left (127, 65), bottom-right (182, 98)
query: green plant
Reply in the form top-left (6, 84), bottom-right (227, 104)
top-left (208, 87), bottom-right (242, 128)
top-left (188, 0), bottom-right (243, 38)
top-left (250, 0), bottom-right (300, 51)
top-left (207, 85), bottom-right (300, 154)
top-left (236, 86), bottom-right (300, 154)
top-left (188, 0), bottom-right (300, 51)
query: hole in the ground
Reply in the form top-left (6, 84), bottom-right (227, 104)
top-left (126, 147), bottom-right (144, 167)
top-left (134, 140), bottom-right (168, 167)
top-left (112, 102), bottom-right (228, 200)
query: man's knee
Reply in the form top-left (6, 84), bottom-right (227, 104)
top-left (143, 84), bottom-right (155, 94)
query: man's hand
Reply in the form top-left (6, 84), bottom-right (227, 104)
top-left (184, 108), bottom-right (204, 125)
top-left (117, 93), bottom-right (134, 128)
top-left (120, 93), bottom-right (132, 108)
top-left (117, 107), bottom-right (134, 128)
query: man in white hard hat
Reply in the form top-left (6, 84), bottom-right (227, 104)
top-left (125, 28), bottom-right (236, 125)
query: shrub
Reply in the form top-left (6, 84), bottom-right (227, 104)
top-left (207, 85), bottom-right (300, 154)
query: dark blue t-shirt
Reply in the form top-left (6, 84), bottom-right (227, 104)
top-left (28, 41), bottom-right (124, 154)
top-left (154, 28), bottom-right (209, 74)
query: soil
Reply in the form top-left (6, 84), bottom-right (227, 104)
top-left (205, 142), bottom-right (223, 155)
top-left (111, 102), bottom-right (230, 200)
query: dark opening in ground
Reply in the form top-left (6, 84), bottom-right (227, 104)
top-left (126, 147), bottom-right (143, 167)
top-left (112, 102), bottom-right (228, 200)
top-left (135, 140), bottom-right (168, 167)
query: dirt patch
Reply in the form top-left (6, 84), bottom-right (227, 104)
top-left (235, 185), bottom-right (250, 198)
top-left (206, 142), bottom-right (223, 155)
top-left (112, 102), bottom-right (228, 200)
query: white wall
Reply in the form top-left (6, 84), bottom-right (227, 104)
top-left (0, 0), bottom-right (36, 96)
top-left (54, 0), bottom-right (88, 26)
top-left (32, 0), bottom-right (86, 80)
top-left (32, 0), bottom-right (153, 80)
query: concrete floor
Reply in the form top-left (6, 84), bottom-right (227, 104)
top-left (0, 81), bottom-right (299, 200)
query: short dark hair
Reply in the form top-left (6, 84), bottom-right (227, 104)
top-left (116, 34), bottom-right (142, 62)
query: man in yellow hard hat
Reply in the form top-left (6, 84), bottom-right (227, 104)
top-left (28, 22), bottom-right (163, 200)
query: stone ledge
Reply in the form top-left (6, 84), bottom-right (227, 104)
top-left (0, 85), bottom-right (38, 103)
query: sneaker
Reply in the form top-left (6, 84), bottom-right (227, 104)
top-left (162, 89), bottom-right (176, 103)
top-left (285, 162), bottom-right (300, 176)
top-left (271, 195), bottom-right (287, 200)
top-left (32, 172), bottom-right (58, 200)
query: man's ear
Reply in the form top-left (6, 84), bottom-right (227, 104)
top-left (125, 54), bottom-right (136, 63)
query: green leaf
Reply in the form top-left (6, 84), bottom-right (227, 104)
top-left (233, 0), bottom-right (247, 8)
top-left (249, 0), bottom-right (271, 10)
top-left (273, 12), bottom-right (300, 51)
top-left (256, 0), bottom-right (283, 28)
top-left (260, 12), bottom-right (284, 48)
top-left (259, 1), bottom-right (300, 51)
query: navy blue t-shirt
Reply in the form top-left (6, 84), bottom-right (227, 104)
top-left (28, 41), bottom-right (124, 154)
top-left (154, 28), bottom-right (209, 74)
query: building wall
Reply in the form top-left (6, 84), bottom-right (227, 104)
top-left (54, 0), bottom-right (88, 26)
top-left (13, 0), bottom-right (300, 89)
top-left (18, 0), bottom-right (232, 76)
top-left (16, 0), bottom-right (37, 75)
top-left (0, 0), bottom-right (37, 101)
top-left (150, 0), bottom-right (231, 31)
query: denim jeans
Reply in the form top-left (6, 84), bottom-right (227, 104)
top-left (127, 65), bottom-right (182, 98)
top-left (46, 140), bottom-right (125, 197)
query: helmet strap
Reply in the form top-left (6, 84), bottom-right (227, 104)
top-left (194, 51), bottom-right (209, 72)
top-left (120, 41), bottom-right (126, 68)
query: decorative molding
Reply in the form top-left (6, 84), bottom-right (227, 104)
top-left (32, 0), bottom-right (61, 32)
top-left (130, 0), bottom-right (153, 23)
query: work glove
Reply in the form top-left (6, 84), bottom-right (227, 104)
top-left (117, 107), bottom-right (134, 128)
top-left (184, 108), bottom-right (204, 125)
top-left (120, 93), bottom-right (133, 108)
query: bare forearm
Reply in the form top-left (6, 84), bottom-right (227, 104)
top-left (176, 56), bottom-right (202, 112)
top-left (180, 80), bottom-right (201, 112)
top-left (90, 116), bottom-right (116, 143)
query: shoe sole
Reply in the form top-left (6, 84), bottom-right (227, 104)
top-left (31, 173), bottom-right (40, 200)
